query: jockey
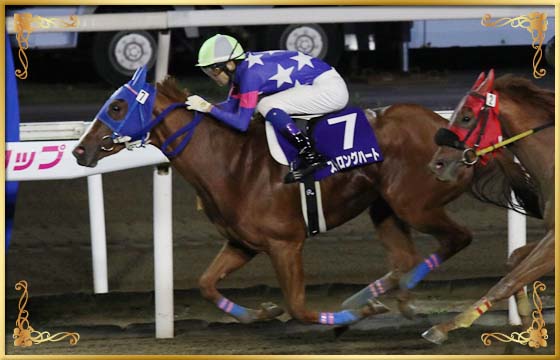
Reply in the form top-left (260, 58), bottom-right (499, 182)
top-left (186, 34), bottom-right (349, 183)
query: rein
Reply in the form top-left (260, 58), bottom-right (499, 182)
top-left (130, 103), bottom-right (204, 158)
top-left (437, 90), bottom-right (555, 166)
top-left (473, 121), bottom-right (555, 158)
top-left (99, 83), bottom-right (204, 158)
top-left (96, 67), bottom-right (205, 158)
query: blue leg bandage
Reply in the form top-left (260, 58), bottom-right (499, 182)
top-left (217, 297), bottom-right (252, 322)
top-left (342, 279), bottom-right (388, 309)
top-left (318, 310), bottom-right (361, 326)
top-left (401, 253), bottom-right (442, 290)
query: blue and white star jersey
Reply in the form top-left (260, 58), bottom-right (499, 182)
top-left (210, 51), bottom-right (333, 131)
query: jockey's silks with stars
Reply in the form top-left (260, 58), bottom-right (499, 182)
top-left (210, 51), bottom-right (332, 131)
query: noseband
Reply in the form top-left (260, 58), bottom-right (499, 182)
top-left (435, 90), bottom-right (554, 166)
top-left (434, 91), bottom-right (497, 165)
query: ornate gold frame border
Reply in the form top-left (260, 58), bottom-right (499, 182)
top-left (481, 281), bottom-right (549, 348)
top-left (481, 12), bottom-right (548, 78)
top-left (12, 13), bottom-right (78, 79)
top-left (1, 1), bottom-right (558, 359)
top-left (12, 280), bottom-right (80, 347)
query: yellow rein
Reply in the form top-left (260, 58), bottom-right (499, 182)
top-left (475, 128), bottom-right (537, 157)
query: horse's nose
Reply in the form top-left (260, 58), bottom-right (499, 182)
top-left (72, 145), bottom-right (86, 160)
top-left (73, 145), bottom-right (85, 157)
top-left (428, 157), bottom-right (449, 178)
top-left (72, 145), bottom-right (96, 167)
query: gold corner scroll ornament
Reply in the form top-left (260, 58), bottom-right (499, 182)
top-left (481, 12), bottom-right (548, 79)
top-left (13, 13), bottom-right (79, 79)
top-left (13, 280), bottom-right (80, 347)
top-left (481, 281), bottom-right (548, 348)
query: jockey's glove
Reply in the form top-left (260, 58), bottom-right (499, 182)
top-left (186, 95), bottom-right (213, 113)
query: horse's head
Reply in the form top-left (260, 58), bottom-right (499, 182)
top-left (73, 66), bottom-right (157, 167)
top-left (429, 69), bottom-right (501, 182)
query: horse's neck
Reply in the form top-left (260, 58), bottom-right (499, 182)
top-left (500, 98), bottom-right (555, 205)
top-left (150, 104), bottom-right (253, 196)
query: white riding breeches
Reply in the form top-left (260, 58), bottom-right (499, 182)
top-left (256, 69), bottom-right (349, 117)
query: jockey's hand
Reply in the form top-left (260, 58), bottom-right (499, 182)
top-left (186, 95), bottom-right (213, 113)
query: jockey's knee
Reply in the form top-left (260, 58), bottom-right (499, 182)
top-left (256, 98), bottom-right (275, 117)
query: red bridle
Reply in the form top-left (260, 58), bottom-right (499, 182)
top-left (444, 90), bottom-right (503, 165)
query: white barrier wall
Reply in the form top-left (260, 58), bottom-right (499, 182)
top-left (6, 141), bottom-right (168, 181)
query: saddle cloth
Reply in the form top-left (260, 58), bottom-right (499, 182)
top-left (265, 107), bottom-right (384, 181)
top-left (265, 107), bottom-right (384, 237)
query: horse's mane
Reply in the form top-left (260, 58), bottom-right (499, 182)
top-left (469, 151), bottom-right (542, 218)
top-left (156, 76), bottom-right (191, 102)
top-left (155, 76), bottom-right (264, 132)
top-left (494, 74), bottom-right (555, 122)
top-left (467, 74), bottom-right (551, 219)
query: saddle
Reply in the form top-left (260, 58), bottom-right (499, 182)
top-left (265, 107), bottom-right (384, 181)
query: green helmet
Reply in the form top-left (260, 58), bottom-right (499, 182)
top-left (196, 34), bottom-right (246, 67)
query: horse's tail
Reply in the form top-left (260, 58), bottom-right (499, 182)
top-left (469, 151), bottom-right (542, 219)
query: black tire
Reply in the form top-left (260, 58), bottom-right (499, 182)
top-left (545, 36), bottom-right (554, 68)
top-left (93, 30), bottom-right (157, 86)
top-left (264, 23), bottom-right (343, 66)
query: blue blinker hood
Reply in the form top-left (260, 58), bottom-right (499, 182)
top-left (95, 66), bottom-right (157, 142)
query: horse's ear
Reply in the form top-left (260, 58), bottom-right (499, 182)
top-left (471, 72), bottom-right (486, 90)
top-left (129, 66), bottom-right (147, 89)
top-left (477, 69), bottom-right (495, 93)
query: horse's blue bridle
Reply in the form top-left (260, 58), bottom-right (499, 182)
top-left (95, 66), bottom-right (203, 157)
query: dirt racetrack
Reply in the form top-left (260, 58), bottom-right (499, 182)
top-left (5, 165), bottom-right (555, 356)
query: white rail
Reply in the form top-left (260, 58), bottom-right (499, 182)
top-left (6, 7), bottom-right (554, 34)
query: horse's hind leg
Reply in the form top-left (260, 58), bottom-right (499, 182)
top-left (506, 242), bottom-right (538, 329)
top-left (343, 200), bottom-right (420, 317)
top-left (423, 230), bottom-right (554, 345)
top-left (268, 240), bottom-right (389, 326)
top-left (199, 241), bottom-right (284, 323)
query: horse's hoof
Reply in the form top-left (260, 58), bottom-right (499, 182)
top-left (259, 302), bottom-right (284, 320)
top-left (422, 325), bottom-right (448, 345)
top-left (398, 299), bottom-right (417, 320)
top-left (333, 325), bottom-right (349, 338)
top-left (366, 298), bottom-right (390, 315)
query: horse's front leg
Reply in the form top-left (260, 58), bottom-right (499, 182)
top-left (423, 230), bottom-right (554, 345)
top-left (199, 241), bottom-right (284, 323)
top-left (342, 203), bottom-right (419, 318)
top-left (268, 240), bottom-right (389, 326)
top-left (398, 207), bottom-right (472, 292)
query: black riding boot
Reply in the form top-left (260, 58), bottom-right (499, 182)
top-left (282, 131), bottom-right (327, 184)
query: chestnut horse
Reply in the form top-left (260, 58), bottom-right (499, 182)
top-left (427, 70), bottom-right (555, 344)
top-left (72, 67), bottom-right (535, 328)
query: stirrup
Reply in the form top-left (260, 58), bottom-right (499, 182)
top-left (283, 161), bottom-right (327, 184)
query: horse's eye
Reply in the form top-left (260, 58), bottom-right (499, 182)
top-left (111, 105), bottom-right (120, 112)
top-left (461, 116), bottom-right (471, 123)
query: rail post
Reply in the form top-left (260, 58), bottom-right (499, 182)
top-left (153, 30), bottom-right (174, 339)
